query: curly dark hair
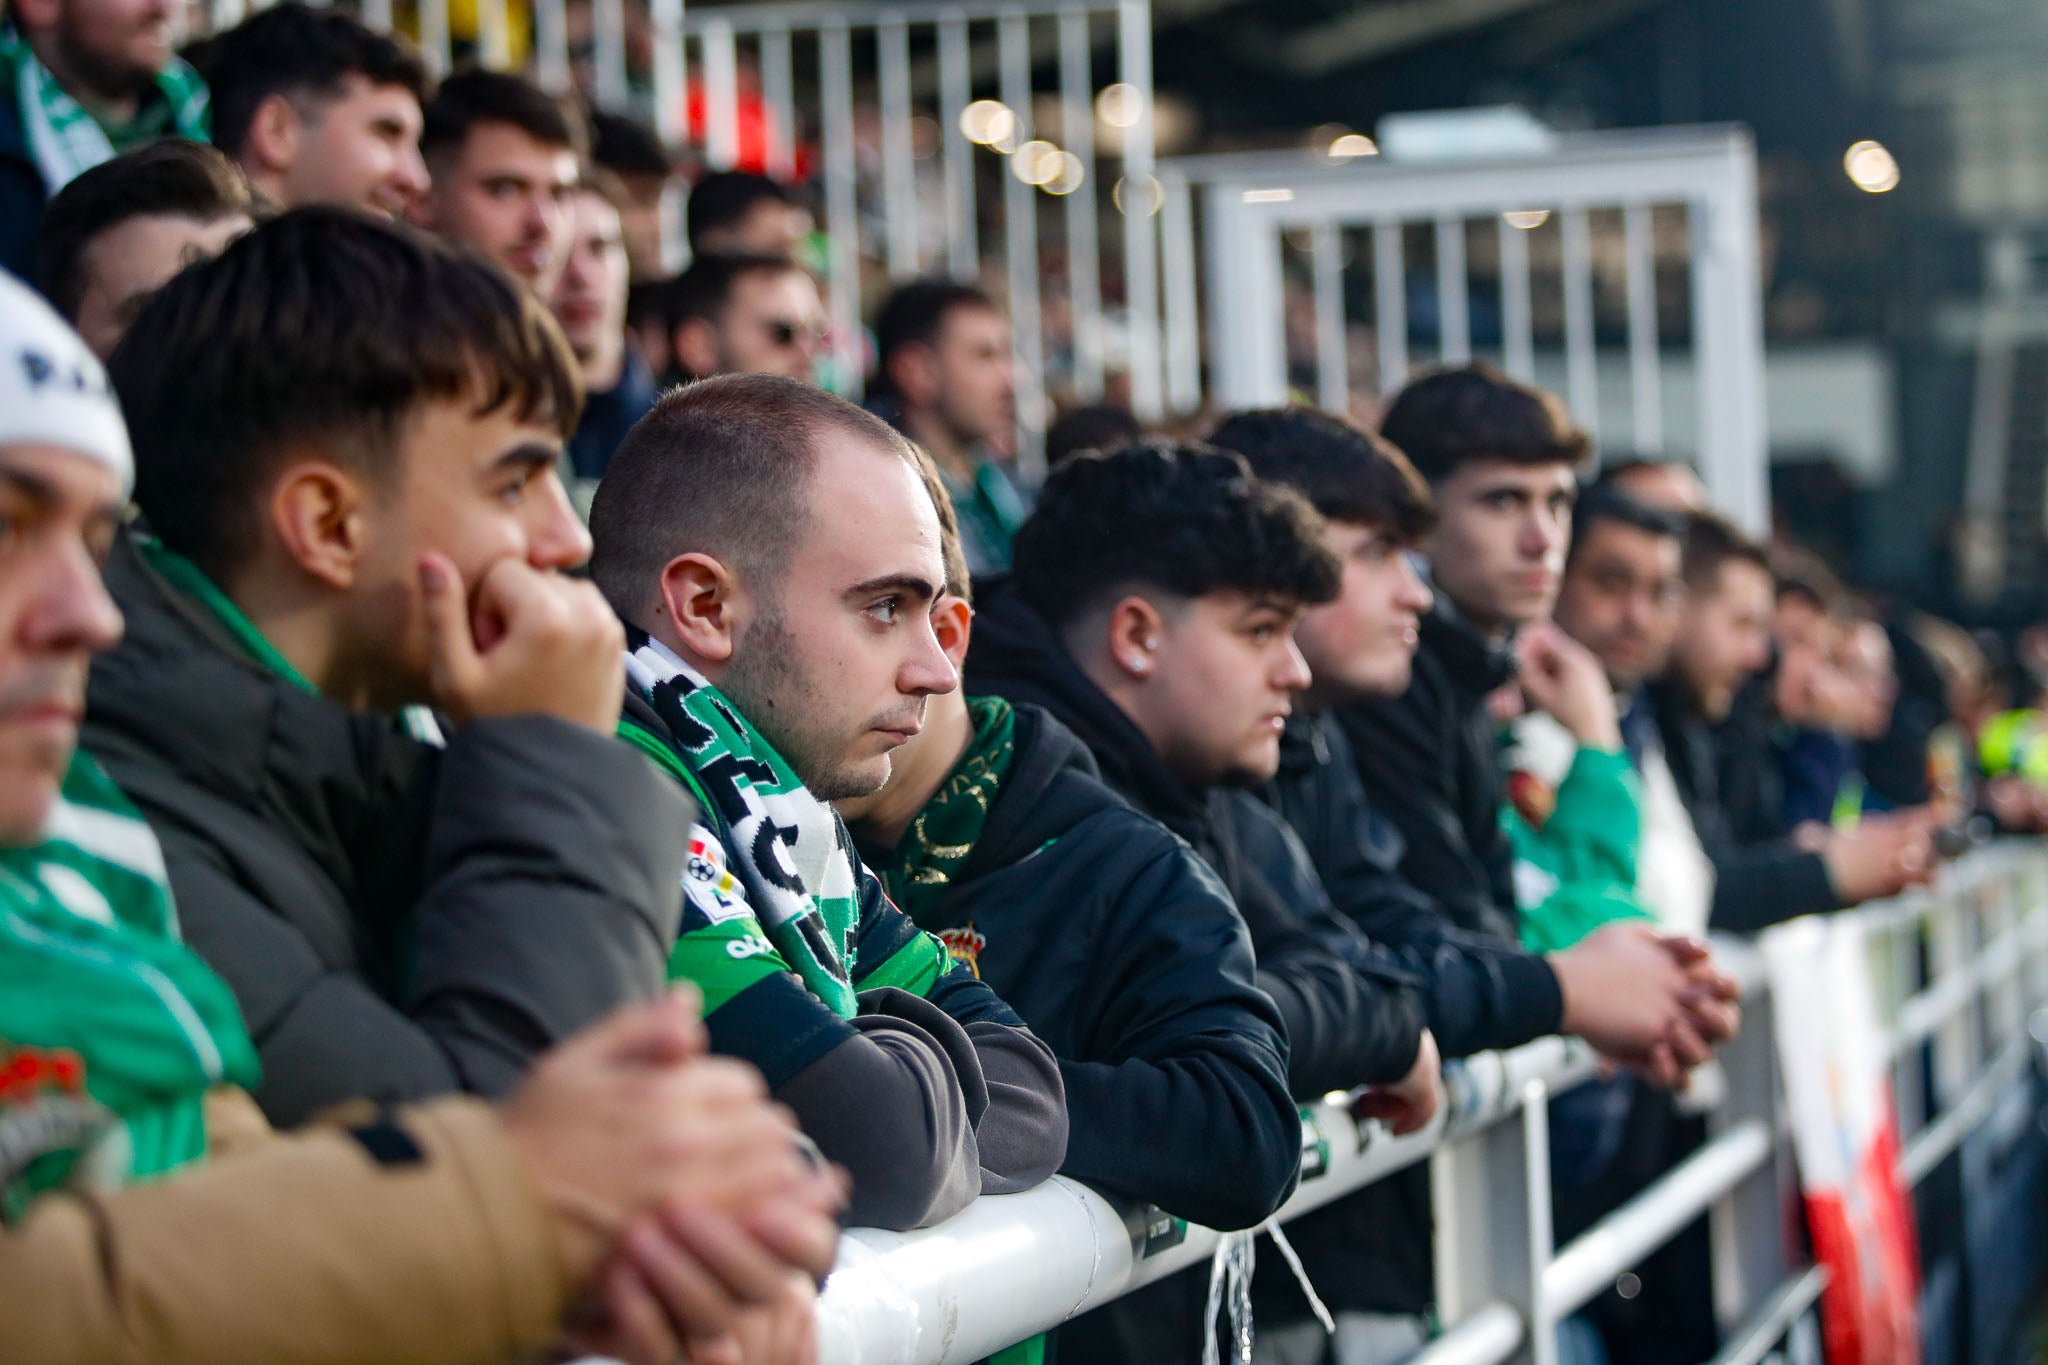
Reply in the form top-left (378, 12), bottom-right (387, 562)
top-left (1379, 362), bottom-right (1590, 484)
top-left (1012, 442), bottom-right (1340, 631)
top-left (1208, 406), bottom-right (1436, 542)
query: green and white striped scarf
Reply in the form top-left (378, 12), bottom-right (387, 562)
top-left (619, 630), bottom-right (862, 1018)
top-left (0, 751), bottom-right (258, 1222)
top-left (0, 21), bottom-right (209, 194)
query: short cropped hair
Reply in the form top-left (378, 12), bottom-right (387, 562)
top-left (872, 278), bottom-right (998, 390)
top-left (1208, 406), bottom-right (1436, 543)
top-left (907, 443), bottom-right (971, 603)
top-left (1567, 488), bottom-right (1685, 567)
top-left (37, 140), bottom-right (256, 320)
top-left (1012, 442), bottom-right (1340, 633)
top-left (1680, 511), bottom-right (1771, 595)
top-left (591, 110), bottom-right (672, 182)
top-left (422, 68), bottom-right (584, 164)
top-left (109, 208), bottom-right (581, 581)
top-left (666, 251), bottom-right (799, 327)
top-left (1046, 403), bottom-right (1142, 469)
top-left (1379, 363), bottom-right (1591, 485)
top-left (1768, 543), bottom-right (1844, 614)
top-left (685, 170), bottom-right (794, 254)
top-left (194, 4), bottom-right (429, 160)
top-left (588, 373), bottom-right (922, 622)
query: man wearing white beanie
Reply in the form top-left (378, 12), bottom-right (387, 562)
top-left (0, 268), bottom-right (842, 1365)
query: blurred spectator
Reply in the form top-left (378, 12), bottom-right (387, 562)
top-left (412, 67), bottom-right (582, 295)
top-left (590, 108), bottom-right (675, 278)
top-left (1651, 513), bottom-right (1934, 932)
top-left (1598, 457), bottom-right (1708, 514)
top-left (1530, 488), bottom-right (1712, 935)
top-left (0, 0), bottom-right (208, 274)
top-left (553, 173), bottom-right (655, 485)
top-left (872, 279), bottom-right (1023, 574)
top-left (686, 167), bottom-right (805, 260)
top-left (1045, 401), bottom-right (1141, 468)
top-left (86, 209), bottom-right (694, 1126)
top-left (192, 3), bottom-right (429, 217)
top-left (664, 250), bottom-right (824, 383)
top-left (36, 138), bottom-right (255, 357)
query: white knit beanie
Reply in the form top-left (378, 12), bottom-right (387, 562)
top-left (0, 270), bottom-right (134, 494)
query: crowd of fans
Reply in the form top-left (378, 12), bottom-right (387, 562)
top-left (0, 3), bottom-right (2041, 1364)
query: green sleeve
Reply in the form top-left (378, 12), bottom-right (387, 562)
top-left (1508, 747), bottom-right (1654, 954)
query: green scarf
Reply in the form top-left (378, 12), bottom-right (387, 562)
top-left (620, 630), bottom-right (865, 1017)
top-left (873, 696), bottom-right (1017, 924)
top-left (0, 751), bottom-right (259, 1222)
top-left (1, 21), bottom-right (208, 194)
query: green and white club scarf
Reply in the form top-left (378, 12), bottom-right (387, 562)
top-left (0, 21), bottom-right (209, 193)
top-left (621, 630), bottom-right (862, 1018)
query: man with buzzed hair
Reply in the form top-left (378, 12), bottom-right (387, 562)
top-left (588, 374), bottom-right (1066, 1232)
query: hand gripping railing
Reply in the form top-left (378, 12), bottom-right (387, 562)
top-left (814, 842), bottom-right (2048, 1365)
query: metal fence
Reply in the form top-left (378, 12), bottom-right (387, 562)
top-left (814, 842), bottom-right (2048, 1365)
top-left (1167, 125), bottom-right (1770, 534)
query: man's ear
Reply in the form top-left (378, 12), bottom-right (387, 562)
top-left (657, 552), bottom-right (746, 664)
top-left (1105, 594), bottom-right (1166, 682)
top-left (933, 594), bottom-right (973, 669)
top-left (269, 461), bottom-right (369, 591)
top-left (887, 342), bottom-right (940, 409)
top-left (673, 318), bottom-right (719, 380)
top-left (242, 93), bottom-right (301, 173)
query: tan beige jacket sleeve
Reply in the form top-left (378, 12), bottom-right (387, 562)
top-left (0, 1095), bottom-right (578, 1365)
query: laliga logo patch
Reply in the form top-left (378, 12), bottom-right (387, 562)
top-left (0, 1042), bottom-right (122, 1222)
top-left (684, 834), bottom-right (748, 923)
top-left (939, 924), bottom-right (986, 978)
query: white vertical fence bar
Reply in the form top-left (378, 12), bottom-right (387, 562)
top-left (592, 0), bottom-right (629, 113)
top-left (1436, 214), bottom-right (1471, 365)
top-left (1374, 220), bottom-right (1409, 396)
top-left (418, 0), bottom-right (452, 79)
top-left (1161, 170), bottom-right (1202, 413)
top-left (651, 0), bottom-right (686, 142)
top-left (760, 25), bottom-right (796, 183)
top-left (1059, 9), bottom-right (1106, 400)
top-left (938, 15), bottom-right (979, 282)
top-left (819, 21), bottom-right (865, 397)
top-left (878, 17), bottom-right (920, 279)
top-left (1560, 206), bottom-right (1600, 442)
top-left (1118, 0), bottom-right (1163, 419)
top-left (475, 0), bottom-right (513, 71)
top-left (1202, 184), bottom-right (1287, 407)
top-left (701, 18), bottom-right (742, 171)
top-left (1311, 222), bottom-right (1348, 414)
top-left (532, 0), bottom-right (571, 95)
top-left (1499, 214), bottom-right (1536, 381)
top-left (1623, 202), bottom-right (1666, 455)
top-left (360, 0), bottom-right (394, 45)
top-left (1686, 134), bottom-right (1769, 534)
top-left (998, 11), bottom-right (1046, 471)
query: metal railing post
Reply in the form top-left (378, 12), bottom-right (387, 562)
top-left (1432, 1080), bottom-right (1544, 1365)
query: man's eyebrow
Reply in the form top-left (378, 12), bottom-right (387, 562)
top-left (845, 572), bottom-right (939, 604)
top-left (0, 467), bottom-right (122, 522)
top-left (490, 442), bottom-right (561, 473)
top-left (1246, 593), bottom-right (1303, 618)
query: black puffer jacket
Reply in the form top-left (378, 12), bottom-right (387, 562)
top-left (965, 581), bottom-right (1427, 1097)
top-left (1338, 593), bottom-right (1522, 943)
top-left (83, 532), bottom-right (691, 1125)
top-left (1650, 679), bottom-right (1838, 934)
top-left (852, 700), bottom-right (1299, 1231)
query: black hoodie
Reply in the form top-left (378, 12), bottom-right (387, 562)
top-left (851, 700), bottom-right (1300, 1231)
top-left (965, 581), bottom-right (1428, 1097)
top-left (1337, 593), bottom-right (1522, 944)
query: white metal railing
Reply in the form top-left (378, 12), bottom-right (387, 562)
top-left (815, 842), bottom-right (2048, 1365)
top-left (1165, 125), bottom-right (1771, 534)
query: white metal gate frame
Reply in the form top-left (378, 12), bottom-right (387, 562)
top-left (813, 842), bottom-right (2048, 1365)
top-left (1173, 126), bottom-right (1770, 535)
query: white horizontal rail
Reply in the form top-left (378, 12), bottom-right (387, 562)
top-left (812, 845), bottom-right (2048, 1365)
